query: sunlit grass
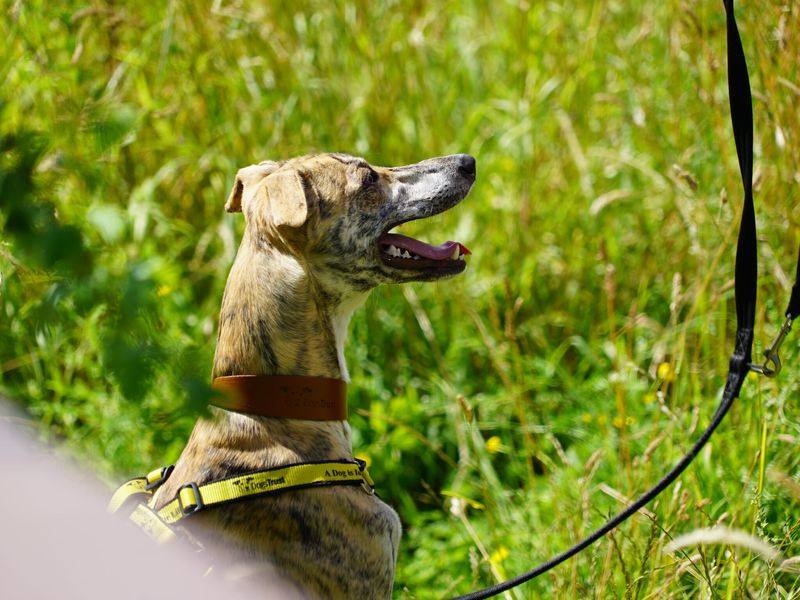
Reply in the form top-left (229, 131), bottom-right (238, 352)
top-left (2, 0), bottom-right (799, 597)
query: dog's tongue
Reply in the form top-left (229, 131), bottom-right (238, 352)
top-left (380, 233), bottom-right (471, 259)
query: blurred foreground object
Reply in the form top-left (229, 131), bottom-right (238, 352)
top-left (0, 397), bottom-right (292, 600)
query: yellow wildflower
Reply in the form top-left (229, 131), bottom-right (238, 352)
top-left (485, 436), bottom-right (502, 454)
top-left (657, 362), bottom-right (675, 383)
top-left (490, 546), bottom-right (509, 564)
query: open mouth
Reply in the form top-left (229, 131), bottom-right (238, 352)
top-left (379, 232), bottom-right (471, 272)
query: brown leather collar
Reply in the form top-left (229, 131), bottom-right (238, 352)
top-left (211, 375), bottom-right (347, 420)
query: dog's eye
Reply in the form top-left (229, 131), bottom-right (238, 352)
top-left (362, 169), bottom-right (379, 186)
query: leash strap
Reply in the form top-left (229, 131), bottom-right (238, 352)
top-left (788, 253), bottom-right (800, 320)
top-left (721, 0), bottom-right (756, 400)
top-left (451, 2), bottom-right (799, 598)
top-left (109, 459), bottom-right (375, 542)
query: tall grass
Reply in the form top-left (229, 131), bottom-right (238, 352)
top-left (2, 0), bottom-right (799, 597)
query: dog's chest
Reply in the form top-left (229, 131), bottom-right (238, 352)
top-left (192, 485), bottom-right (400, 599)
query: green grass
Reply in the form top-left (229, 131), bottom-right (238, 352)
top-left (2, 0), bottom-right (800, 597)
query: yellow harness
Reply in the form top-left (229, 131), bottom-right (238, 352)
top-left (109, 459), bottom-right (375, 543)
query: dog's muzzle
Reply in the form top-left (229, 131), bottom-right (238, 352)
top-left (377, 154), bottom-right (476, 278)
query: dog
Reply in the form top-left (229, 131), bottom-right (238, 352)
top-left (153, 152), bottom-right (476, 599)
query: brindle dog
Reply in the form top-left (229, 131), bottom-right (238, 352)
top-left (154, 153), bottom-right (476, 599)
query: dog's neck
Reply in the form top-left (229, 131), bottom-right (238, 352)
top-left (202, 234), bottom-right (366, 462)
top-left (213, 236), bottom-right (365, 381)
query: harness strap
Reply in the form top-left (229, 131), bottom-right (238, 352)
top-left (129, 504), bottom-right (177, 543)
top-left (109, 459), bottom-right (375, 543)
top-left (107, 464), bottom-right (175, 513)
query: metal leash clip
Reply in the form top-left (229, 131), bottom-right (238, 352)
top-left (750, 316), bottom-right (794, 378)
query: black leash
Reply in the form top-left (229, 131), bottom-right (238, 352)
top-left (451, 2), bottom-right (798, 598)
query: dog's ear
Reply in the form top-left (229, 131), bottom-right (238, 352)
top-left (260, 169), bottom-right (310, 229)
top-left (225, 161), bottom-right (280, 213)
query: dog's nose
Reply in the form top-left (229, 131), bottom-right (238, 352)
top-left (456, 154), bottom-right (476, 179)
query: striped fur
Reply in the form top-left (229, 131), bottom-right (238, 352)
top-left (155, 153), bottom-right (474, 598)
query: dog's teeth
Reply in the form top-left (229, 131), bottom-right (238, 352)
top-left (458, 255), bottom-right (466, 261)
top-left (449, 247), bottom-right (460, 260)
top-left (413, 255), bottom-right (419, 260)
top-left (401, 251), bottom-right (411, 259)
top-left (388, 245), bottom-right (398, 256)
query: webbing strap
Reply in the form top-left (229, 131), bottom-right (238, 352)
top-left (129, 504), bottom-right (177, 543)
top-left (110, 459), bottom-right (375, 543)
top-left (107, 465), bottom-right (174, 513)
top-left (157, 460), bottom-right (374, 525)
top-left (108, 477), bottom-right (149, 514)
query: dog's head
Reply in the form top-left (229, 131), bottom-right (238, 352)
top-left (225, 153), bottom-right (475, 292)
